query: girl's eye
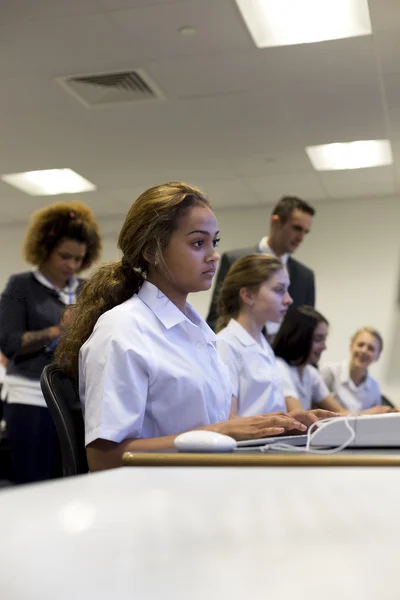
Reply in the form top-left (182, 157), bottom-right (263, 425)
top-left (213, 238), bottom-right (221, 248)
top-left (193, 240), bottom-right (203, 248)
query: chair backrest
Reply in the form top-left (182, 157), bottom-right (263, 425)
top-left (40, 364), bottom-right (88, 477)
top-left (381, 394), bottom-right (395, 408)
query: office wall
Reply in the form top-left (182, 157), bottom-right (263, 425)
top-left (0, 194), bottom-right (399, 402)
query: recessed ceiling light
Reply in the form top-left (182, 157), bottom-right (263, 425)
top-left (306, 140), bottom-right (393, 171)
top-left (235, 0), bottom-right (372, 48)
top-left (1, 168), bottom-right (96, 196)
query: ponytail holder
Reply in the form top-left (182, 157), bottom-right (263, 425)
top-left (121, 256), bottom-right (131, 272)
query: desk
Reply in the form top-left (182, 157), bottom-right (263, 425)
top-left (123, 448), bottom-right (400, 467)
top-left (1, 467), bottom-right (400, 599)
top-left (2, 466), bottom-right (400, 598)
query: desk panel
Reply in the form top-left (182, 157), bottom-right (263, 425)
top-left (123, 450), bottom-right (400, 467)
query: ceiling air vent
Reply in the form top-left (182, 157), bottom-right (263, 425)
top-left (56, 69), bottom-right (165, 108)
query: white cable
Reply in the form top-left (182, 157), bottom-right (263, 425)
top-left (259, 414), bottom-right (356, 455)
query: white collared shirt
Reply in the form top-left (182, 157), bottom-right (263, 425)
top-left (33, 271), bottom-right (80, 305)
top-left (79, 281), bottom-right (232, 446)
top-left (276, 358), bottom-right (329, 411)
top-left (216, 319), bottom-right (286, 416)
top-left (258, 236), bottom-right (289, 267)
top-left (320, 361), bottom-right (381, 412)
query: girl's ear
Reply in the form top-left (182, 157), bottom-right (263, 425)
top-left (143, 242), bottom-right (156, 266)
top-left (239, 286), bottom-right (255, 307)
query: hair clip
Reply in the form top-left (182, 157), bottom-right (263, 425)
top-left (69, 211), bottom-right (76, 219)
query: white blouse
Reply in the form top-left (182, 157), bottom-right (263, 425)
top-left (216, 319), bottom-right (286, 416)
top-left (320, 361), bottom-right (381, 412)
top-left (276, 358), bottom-right (330, 411)
top-left (79, 281), bottom-right (232, 446)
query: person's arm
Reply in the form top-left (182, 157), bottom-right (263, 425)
top-left (285, 395), bottom-right (303, 411)
top-left (306, 271), bottom-right (315, 307)
top-left (318, 395), bottom-right (348, 413)
top-left (206, 253), bottom-right (231, 331)
top-left (228, 395), bottom-right (238, 418)
top-left (19, 327), bottom-right (61, 355)
top-left (0, 275), bottom-right (61, 358)
top-left (87, 412), bottom-right (308, 471)
top-left (311, 367), bottom-right (347, 413)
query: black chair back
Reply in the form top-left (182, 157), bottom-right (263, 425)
top-left (40, 364), bottom-right (88, 477)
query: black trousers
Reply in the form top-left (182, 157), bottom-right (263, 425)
top-left (4, 402), bottom-right (61, 484)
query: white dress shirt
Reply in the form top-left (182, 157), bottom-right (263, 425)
top-left (276, 358), bottom-right (330, 411)
top-left (320, 361), bottom-right (381, 412)
top-left (258, 237), bottom-right (289, 267)
top-left (258, 237), bottom-right (288, 336)
top-left (216, 319), bottom-right (286, 416)
top-left (79, 281), bottom-right (232, 446)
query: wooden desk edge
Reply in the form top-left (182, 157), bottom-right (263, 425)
top-left (122, 452), bottom-right (400, 467)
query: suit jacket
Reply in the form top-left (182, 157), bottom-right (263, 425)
top-left (206, 245), bottom-right (315, 331)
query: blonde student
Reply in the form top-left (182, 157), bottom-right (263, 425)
top-left (321, 327), bottom-right (389, 413)
top-left (215, 254), bottom-right (336, 426)
top-left (273, 307), bottom-right (393, 415)
top-left (55, 183), bottom-right (305, 471)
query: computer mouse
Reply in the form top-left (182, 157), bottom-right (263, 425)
top-left (174, 430), bottom-right (237, 453)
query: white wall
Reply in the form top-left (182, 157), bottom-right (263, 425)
top-left (1, 194), bottom-right (400, 402)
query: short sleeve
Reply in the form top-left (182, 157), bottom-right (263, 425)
top-left (276, 360), bottom-right (298, 398)
top-left (0, 275), bottom-right (27, 357)
top-left (216, 337), bottom-right (240, 398)
top-left (370, 379), bottom-right (382, 407)
top-left (310, 366), bottom-right (330, 404)
top-left (79, 311), bottom-right (154, 446)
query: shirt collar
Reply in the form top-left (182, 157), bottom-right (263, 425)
top-left (33, 270), bottom-right (80, 292)
top-left (339, 360), bottom-right (371, 390)
top-left (138, 280), bottom-right (216, 342)
top-left (226, 318), bottom-right (261, 347)
top-left (258, 236), bottom-right (289, 267)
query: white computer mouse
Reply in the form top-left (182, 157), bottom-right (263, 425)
top-left (174, 430), bottom-right (237, 453)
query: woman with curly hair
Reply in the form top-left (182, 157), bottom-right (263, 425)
top-left (0, 201), bottom-right (101, 483)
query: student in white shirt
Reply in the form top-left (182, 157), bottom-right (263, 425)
top-left (320, 327), bottom-right (388, 413)
top-left (55, 182), bottom-right (305, 471)
top-left (215, 254), bottom-right (336, 426)
top-left (273, 307), bottom-right (393, 415)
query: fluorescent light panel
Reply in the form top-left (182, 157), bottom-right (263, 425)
top-left (306, 140), bottom-right (393, 171)
top-left (1, 168), bottom-right (96, 196)
top-left (235, 0), bottom-right (372, 48)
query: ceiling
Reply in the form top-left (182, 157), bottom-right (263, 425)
top-left (0, 0), bottom-right (399, 224)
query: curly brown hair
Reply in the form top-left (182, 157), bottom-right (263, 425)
top-left (22, 201), bottom-right (102, 270)
top-left (55, 182), bottom-right (211, 379)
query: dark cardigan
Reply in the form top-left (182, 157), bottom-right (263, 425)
top-left (0, 272), bottom-right (83, 380)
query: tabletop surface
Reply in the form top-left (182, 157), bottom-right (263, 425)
top-left (0, 466), bottom-right (400, 599)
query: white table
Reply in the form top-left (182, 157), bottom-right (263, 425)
top-left (0, 466), bottom-right (399, 599)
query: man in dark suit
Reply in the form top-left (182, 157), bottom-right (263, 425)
top-left (206, 196), bottom-right (316, 333)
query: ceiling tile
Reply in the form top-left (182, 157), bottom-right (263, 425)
top-left (318, 166), bottom-right (396, 198)
top-left (229, 151), bottom-right (314, 178)
top-left (108, 0), bottom-right (253, 62)
top-left (369, 0), bottom-right (400, 33)
top-left (244, 173), bottom-right (327, 203)
top-left (196, 179), bottom-right (259, 209)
